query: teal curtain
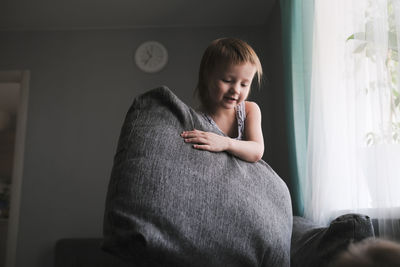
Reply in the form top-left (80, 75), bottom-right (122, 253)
top-left (279, 0), bottom-right (314, 216)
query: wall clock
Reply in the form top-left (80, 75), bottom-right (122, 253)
top-left (134, 41), bottom-right (168, 73)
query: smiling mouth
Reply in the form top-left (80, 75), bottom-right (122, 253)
top-left (224, 96), bottom-right (237, 101)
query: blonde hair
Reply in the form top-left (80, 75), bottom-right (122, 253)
top-left (195, 38), bottom-right (263, 107)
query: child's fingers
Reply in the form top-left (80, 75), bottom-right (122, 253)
top-left (184, 137), bottom-right (207, 144)
top-left (181, 131), bottom-right (205, 139)
top-left (181, 129), bottom-right (205, 137)
top-left (181, 131), bottom-right (195, 138)
top-left (182, 133), bottom-right (196, 138)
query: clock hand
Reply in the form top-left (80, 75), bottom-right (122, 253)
top-left (142, 52), bottom-right (153, 65)
top-left (143, 48), bottom-right (153, 65)
top-left (146, 47), bottom-right (153, 57)
top-left (143, 55), bottom-right (152, 65)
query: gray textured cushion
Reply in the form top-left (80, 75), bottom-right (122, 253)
top-left (102, 86), bottom-right (293, 267)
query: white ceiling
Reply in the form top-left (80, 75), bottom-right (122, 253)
top-left (0, 0), bottom-right (276, 31)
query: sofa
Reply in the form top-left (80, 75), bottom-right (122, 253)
top-left (55, 213), bottom-right (375, 267)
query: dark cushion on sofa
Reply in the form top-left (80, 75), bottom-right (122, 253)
top-left (291, 213), bottom-right (375, 267)
top-left (55, 238), bottom-right (131, 267)
top-left (102, 86), bottom-right (293, 267)
top-left (54, 215), bottom-right (374, 267)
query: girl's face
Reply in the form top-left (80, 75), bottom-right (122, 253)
top-left (207, 62), bottom-right (256, 112)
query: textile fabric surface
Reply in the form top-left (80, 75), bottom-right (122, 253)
top-left (291, 213), bottom-right (375, 267)
top-left (202, 99), bottom-right (246, 140)
top-left (102, 86), bottom-right (293, 267)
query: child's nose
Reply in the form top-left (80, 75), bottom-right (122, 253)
top-left (231, 83), bottom-right (241, 94)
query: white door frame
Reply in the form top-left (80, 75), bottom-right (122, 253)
top-left (0, 70), bottom-right (30, 267)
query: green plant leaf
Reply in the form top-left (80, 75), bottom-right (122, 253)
top-left (346, 34), bottom-right (355, 42)
top-left (395, 96), bottom-right (400, 107)
top-left (393, 133), bottom-right (399, 142)
top-left (389, 32), bottom-right (398, 50)
top-left (366, 132), bottom-right (375, 146)
top-left (354, 42), bottom-right (368, 53)
top-left (347, 32), bottom-right (366, 42)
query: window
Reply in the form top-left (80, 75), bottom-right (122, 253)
top-left (304, 0), bottom-right (400, 240)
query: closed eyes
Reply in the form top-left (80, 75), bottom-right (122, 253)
top-left (221, 79), bottom-right (249, 87)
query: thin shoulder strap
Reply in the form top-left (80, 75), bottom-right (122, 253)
top-left (235, 101), bottom-right (246, 140)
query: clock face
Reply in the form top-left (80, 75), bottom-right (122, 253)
top-left (134, 41), bottom-right (168, 73)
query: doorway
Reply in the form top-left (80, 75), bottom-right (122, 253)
top-left (0, 71), bottom-right (29, 267)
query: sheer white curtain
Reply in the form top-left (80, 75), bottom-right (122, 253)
top-left (304, 0), bottom-right (400, 240)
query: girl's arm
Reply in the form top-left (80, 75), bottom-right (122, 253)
top-left (181, 101), bottom-right (264, 163)
top-left (227, 101), bottom-right (264, 162)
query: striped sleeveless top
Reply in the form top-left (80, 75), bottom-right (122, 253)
top-left (202, 101), bottom-right (246, 140)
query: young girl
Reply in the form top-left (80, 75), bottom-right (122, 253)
top-left (180, 38), bottom-right (264, 163)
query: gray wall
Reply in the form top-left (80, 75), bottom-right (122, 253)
top-left (0, 6), bottom-right (289, 267)
top-left (262, 4), bottom-right (291, 189)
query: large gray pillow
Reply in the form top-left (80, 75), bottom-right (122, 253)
top-left (102, 86), bottom-right (292, 267)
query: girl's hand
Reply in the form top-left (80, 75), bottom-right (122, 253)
top-left (181, 129), bottom-right (229, 152)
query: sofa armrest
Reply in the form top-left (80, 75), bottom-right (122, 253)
top-left (291, 213), bottom-right (375, 267)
